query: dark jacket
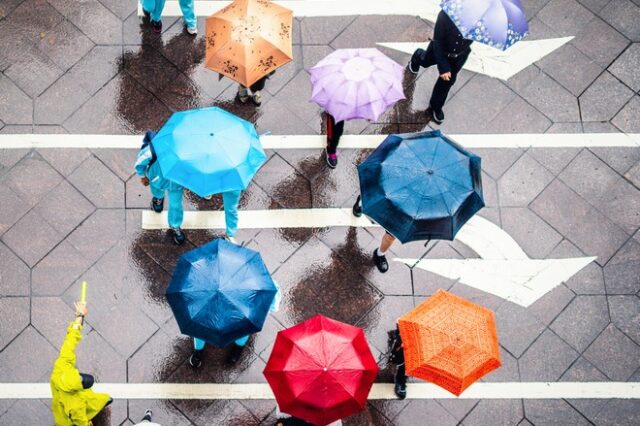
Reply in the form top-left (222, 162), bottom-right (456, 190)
top-left (432, 10), bottom-right (473, 74)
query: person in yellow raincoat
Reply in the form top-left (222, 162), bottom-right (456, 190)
top-left (50, 302), bottom-right (111, 426)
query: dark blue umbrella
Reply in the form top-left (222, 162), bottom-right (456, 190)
top-left (357, 130), bottom-right (484, 244)
top-left (166, 239), bottom-right (277, 347)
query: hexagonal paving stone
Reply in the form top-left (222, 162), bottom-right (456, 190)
top-left (1, 209), bottom-right (63, 267)
top-left (549, 295), bottom-right (610, 352)
top-left (523, 400), bottom-right (590, 425)
top-left (500, 207), bottom-right (563, 258)
top-left (579, 72), bottom-right (634, 122)
top-left (607, 295), bottom-right (640, 345)
top-left (34, 180), bottom-right (95, 236)
top-left (66, 209), bottom-right (125, 264)
top-left (613, 95), bottom-right (640, 133)
top-left (0, 326), bottom-right (57, 381)
top-left (0, 75), bottom-right (32, 125)
top-left (0, 241), bottom-right (30, 296)
top-left (495, 302), bottom-right (546, 358)
top-left (584, 324), bottom-right (640, 380)
top-left (603, 238), bottom-right (640, 294)
top-left (3, 153), bottom-right (63, 206)
top-left (0, 400), bottom-right (52, 425)
top-left (599, 0), bottom-right (640, 41)
top-left (31, 296), bottom-right (80, 348)
top-left (497, 153), bottom-right (554, 207)
top-left (463, 399), bottom-right (523, 426)
top-left (34, 73), bottom-right (91, 125)
top-left (518, 329), bottom-right (580, 381)
top-left (393, 400), bottom-right (458, 426)
top-left (31, 240), bottom-right (91, 296)
top-left (609, 43), bottom-right (640, 92)
top-left (0, 297), bottom-right (29, 351)
top-left (68, 155), bottom-right (125, 208)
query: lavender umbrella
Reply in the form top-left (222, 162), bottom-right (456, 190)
top-left (309, 48), bottom-right (405, 123)
top-left (441, 0), bottom-right (528, 50)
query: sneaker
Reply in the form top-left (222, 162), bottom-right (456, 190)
top-left (430, 107), bottom-right (445, 124)
top-left (352, 195), bottom-right (362, 217)
top-left (325, 149), bottom-right (338, 169)
top-left (373, 248), bottom-right (389, 273)
top-left (237, 87), bottom-right (249, 103)
top-left (203, 194), bottom-right (213, 200)
top-left (407, 58), bottom-right (420, 74)
top-left (151, 20), bottom-right (162, 33)
top-left (151, 197), bottom-right (164, 213)
top-left (251, 90), bottom-right (263, 106)
top-left (226, 343), bottom-right (244, 364)
top-left (142, 8), bottom-right (151, 20)
top-left (142, 409), bottom-right (153, 422)
top-left (186, 26), bottom-right (197, 35)
top-left (394, 379), bottom-right (407, 400)
top-left (171, 228), bottom-right (186, 245)
top-left (189, 350), bottom-right (203, 368)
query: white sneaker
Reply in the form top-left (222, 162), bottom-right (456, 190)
top-left (186, 26), bottom-right (197, 35)
top-left (237, 86), bottom-right (249, 103)
top-left (251, 91), bottom-right (262, 106)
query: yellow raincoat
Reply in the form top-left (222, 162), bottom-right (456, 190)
top-left (50, 322), bottom-right (110, 426)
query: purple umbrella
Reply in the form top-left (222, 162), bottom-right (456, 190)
top-left (441, 0), bottom-right (528, 50)
top-left (309, 48), bottom-right (405, 123)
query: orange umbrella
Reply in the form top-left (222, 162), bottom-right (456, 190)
top-left (398, 289), bottom-right (501, 396)
top-left (205, 0), bottom-right (293, 87)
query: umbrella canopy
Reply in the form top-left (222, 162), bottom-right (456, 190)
top-left (357, 130), bottom-right (484, 243)
top-left (166, 239), bottom-right (277, 347)
top-left (398, 289), bottom-right (501, 395)
top-left (441, 0), bottom-right (528, 50)
top-left (152, 106), bottom-right (266, 197)
top-left (263, 315), bottom-right (378, 426)
top-left (205, 0), bottom-right (293, 87)
top-left (309, 48), bottom-right (405, 122)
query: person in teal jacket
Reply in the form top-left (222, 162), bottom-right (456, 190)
top-left (140, 0), bottom-right (197, 35)
top-left (135, 131), bottom-right (186, 245)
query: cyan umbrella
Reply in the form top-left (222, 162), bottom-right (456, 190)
top-left (357, 130), bottom-right (484, 243)
top-left (152, 107), bottom-right (267, 197)
top-left (166, 239), bottom-right (277, 347)
top-left (441, 0), bottom-right (528, 50)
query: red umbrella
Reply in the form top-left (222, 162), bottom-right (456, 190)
top-left (263, 315), bottom-right (379, 426)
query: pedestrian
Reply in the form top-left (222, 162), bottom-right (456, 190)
top-left (133, 409), bottom-right (161, 425)
top-left (141, 0), bottom-right (197, 35)
top-left (202, 189), bottom-right (242, 244)
top-left (189, 281), bottom-right (280, 368)
top-left (352, 195), bottom-right (395, 273)
top-left (50, 302), bottom-right (112, 426)
top-left (324, 111), bottom-right (344, 169)
top-left (135, 131), bottom-right (187, 245)
top-left (237, 72), bottom-right (274, 106)
top-left (406, 10), bottom-right (473, 124)
top-left (387, 326), bottom-right (407, 399)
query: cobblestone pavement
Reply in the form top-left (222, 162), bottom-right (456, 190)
top-left (1, 0), bottom-right (639, 425)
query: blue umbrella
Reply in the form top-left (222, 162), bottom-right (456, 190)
top-left (357, 130), bottom-right (484, 244)
top-left (166, 239), bottom-right (277, 347)
top-left (152, 107), bottom-right (267, 197)
top-left (441, 0), bottom-right (528, 50)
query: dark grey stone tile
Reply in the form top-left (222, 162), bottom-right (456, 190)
top-left (604, 238), bottom-right (640, 294)
top-left (572, 17), bottom-right (630, 68)
top-left (584, 324), bottom-right (640, 380)
top-left (485, 96), bottom-right (552, 133)
top-left (3, 153), bottom-right (63, 206)
top-left (255, 97), bottom-right (317, 135)
top-left (68, 155), bottom-right (125, 208)
top-left (1, 209), bottom-right (62, 267)
top-left (536, 43), bottom-right (603, 96)
top-left (582, 121), bottom-right (621, 133)
top-left (37, 19), bottom-right (94, 71)
top-left (76, 330), bottom-right (126, 382)
top-left (66, 209), bottom-right (125, 264)
top-left (530, 179), bottom-right (629, 265)
top-left (559, 149), bottom-right (640, 234)
top-left (432, 400), bottom-right (478, 423)
top-left (496, 302), bottom-right (546, 357)
top-left (481, 346), bottom-right (520, 382)
top-left (538, 0), bottom-right (595, 36)
top-left (593, 399), bottom-right (640, 425)
top-left (394, 400), bottom-right (458, 426)
top-left (0, 297), bottom-right (29, 351)
top-left (31, 240), bottom-right (91, 296)
top-left (608, 295), bottom-right (640, 344)
top-left (301, 15), bottom-right (355, 45)
top-left (34, 73), bottom-right (91, 125)
top-left (613, 95), bottom-right (640, 133)
top-left (462, 400), bottom-right (522, 426)
top-left (63, 86), bottom-right (132, 134)
top-left (37, 147), bottom-right (91, 177)
top-left (91, 148), bottom-right (137, 182)
top-left (578, 0), bottom-right (612, 12)
top-left (123, 44), bottom-right (180, 94)
top-left (128, 399), bottom-right (193, 425)
top-left (97, 0), bottom-right (136, 20)
top-left (523, 400), bottom-right (590, 425)
top-left (609, 43), bottom-right (640, 91)
top-left (275, 70), bottom-right (323, 125)
top-left (0, 241), bottom-right (29, 296)
top-left (31, 296), bottom-right (80, 347)
top-left (3, 44), bottom-right (63, 98)
top-left (301, 44), bottom-right (335, 71)
top-left (565, 262), bottom-right (606, 294)
top-left (527, 284), bottom-right (576, 325)
top-left (513, 70), bottom-right (580, 122)
top-left (0, 184), bottom-right (29, 236)
top-left (625, 160), bottom-right (640, 188)
top-left (497, 153), bottom-right (554, 207)
top-left (544, 122), bottom-right (583, 134)
top-left (0, 326), bottom-right (57, 381)
top-left (501, 207), bottom-right (563, 258)
top-left (519, 329), bottom-right (580, 381)
top-left (67, 45), bottom-right (122, 95)
top-left (0, 74), bottom-right (32, 125)
top-left (528, 147), bottom-right (580, 175)
top-left (599, 0), bottom-right (640, 41)
top-left (579, 71), bottom-right (634, 122)
top-left (474, 148), bottom-right (524, 180)
top-left (48, 0), bottom-right (123, 45)
top-left (550, 295), bottom-right (610, 351)
top-left (34, 180), bottom-right (95, 236)
top-left (0, 400), bottom-right (51, 425)
top-left (560, 356), bottom-right (610, 419)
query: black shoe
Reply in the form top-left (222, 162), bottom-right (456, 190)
top-left (142, 8), bottom-right (151, 20)
top-left (189, 350), bottom-right (203, 368)
top-left (105, 397), bottom-right (114, 407)
top-left (226, 343), bottom-right (244, 364)
top-left (430, 107), bottom-right (445, 124)
top-left (151, 197), bottom-right (164, 213)
top-left (394, 380), bottom-right (407, 399)
top-left (373, 248), bottom-right (389, 273)
top-left (142, 409), bottom-right (152, 422)
top-left (151, 20), bottom-right (162, 33)
top-left (407, 55), bottom-right (420, 74)
top-left (352, 195), bottom-right (362, 217)
top-left (325, 149), bottom-right (338, 169)
top-left (171, 228), bottom-right (185, 245)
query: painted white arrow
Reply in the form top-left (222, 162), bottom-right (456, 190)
top-left (142, 209), bottom-right (595, 307)
top-left (398, 216), bottom-right (595, 307)
top-left (142, 0), bottom-right (571, 81)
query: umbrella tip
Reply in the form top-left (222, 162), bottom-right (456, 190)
top-left (323, 367), bottom-right (328, 372)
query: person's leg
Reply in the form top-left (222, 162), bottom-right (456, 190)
top-left (141, 0), bottom-right (158, 17)
top-left (178, 0), bottom-right (197, 31)
top-left (190, 338), bottom-right (205, 368)
top-left (222, 190), bottom-right (241, 239)
top-left (237, 85), bottom-right (249, 103)
top-left (352, 194), bottom-right (362, 217)
top-left (149, 182), bottom-right (165, 213)
top-left (429, 52), bottom-right (467, 118)
top-left (227, 335), bottom-right (249, 364)
top-left (325, 113), bottom-right (343, 168)
top-left (249, 76), bottom-right (267, 93)
top-left (145, 0), bottom-right (165, 31)
top-left (373, 232), bottom-right (395, 273)
top-left (167, 187), bottom-right (185, 244)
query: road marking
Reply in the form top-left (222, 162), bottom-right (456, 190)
top-left (3, 382), bottom-right (639, 400)
top-left (142, 210), bottom-right (594, 307)
top-left (378, 37), bottom-right (574, 81)
top-left (1, 133), bottom-right (639, 149)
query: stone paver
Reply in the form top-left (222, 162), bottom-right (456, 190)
top-left (584, 324), bottom-right (640, 380)
top-left (609, 43), bottom-right (640, 92)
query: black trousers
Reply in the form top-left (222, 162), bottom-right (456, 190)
top-left (413, 45), bottom-right (470, 112)
top-left (249, 76), bottom-right (267, 93)
top-left (326, 113), bottom-right (344, 154)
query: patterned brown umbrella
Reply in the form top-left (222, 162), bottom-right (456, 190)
top-left (205, 0), bottom-right (293, 87)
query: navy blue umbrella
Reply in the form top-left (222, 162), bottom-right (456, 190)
top-left (166, 239), bottom-right (277, 347)
top-left (357, 130), bottom-right (484, 243)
